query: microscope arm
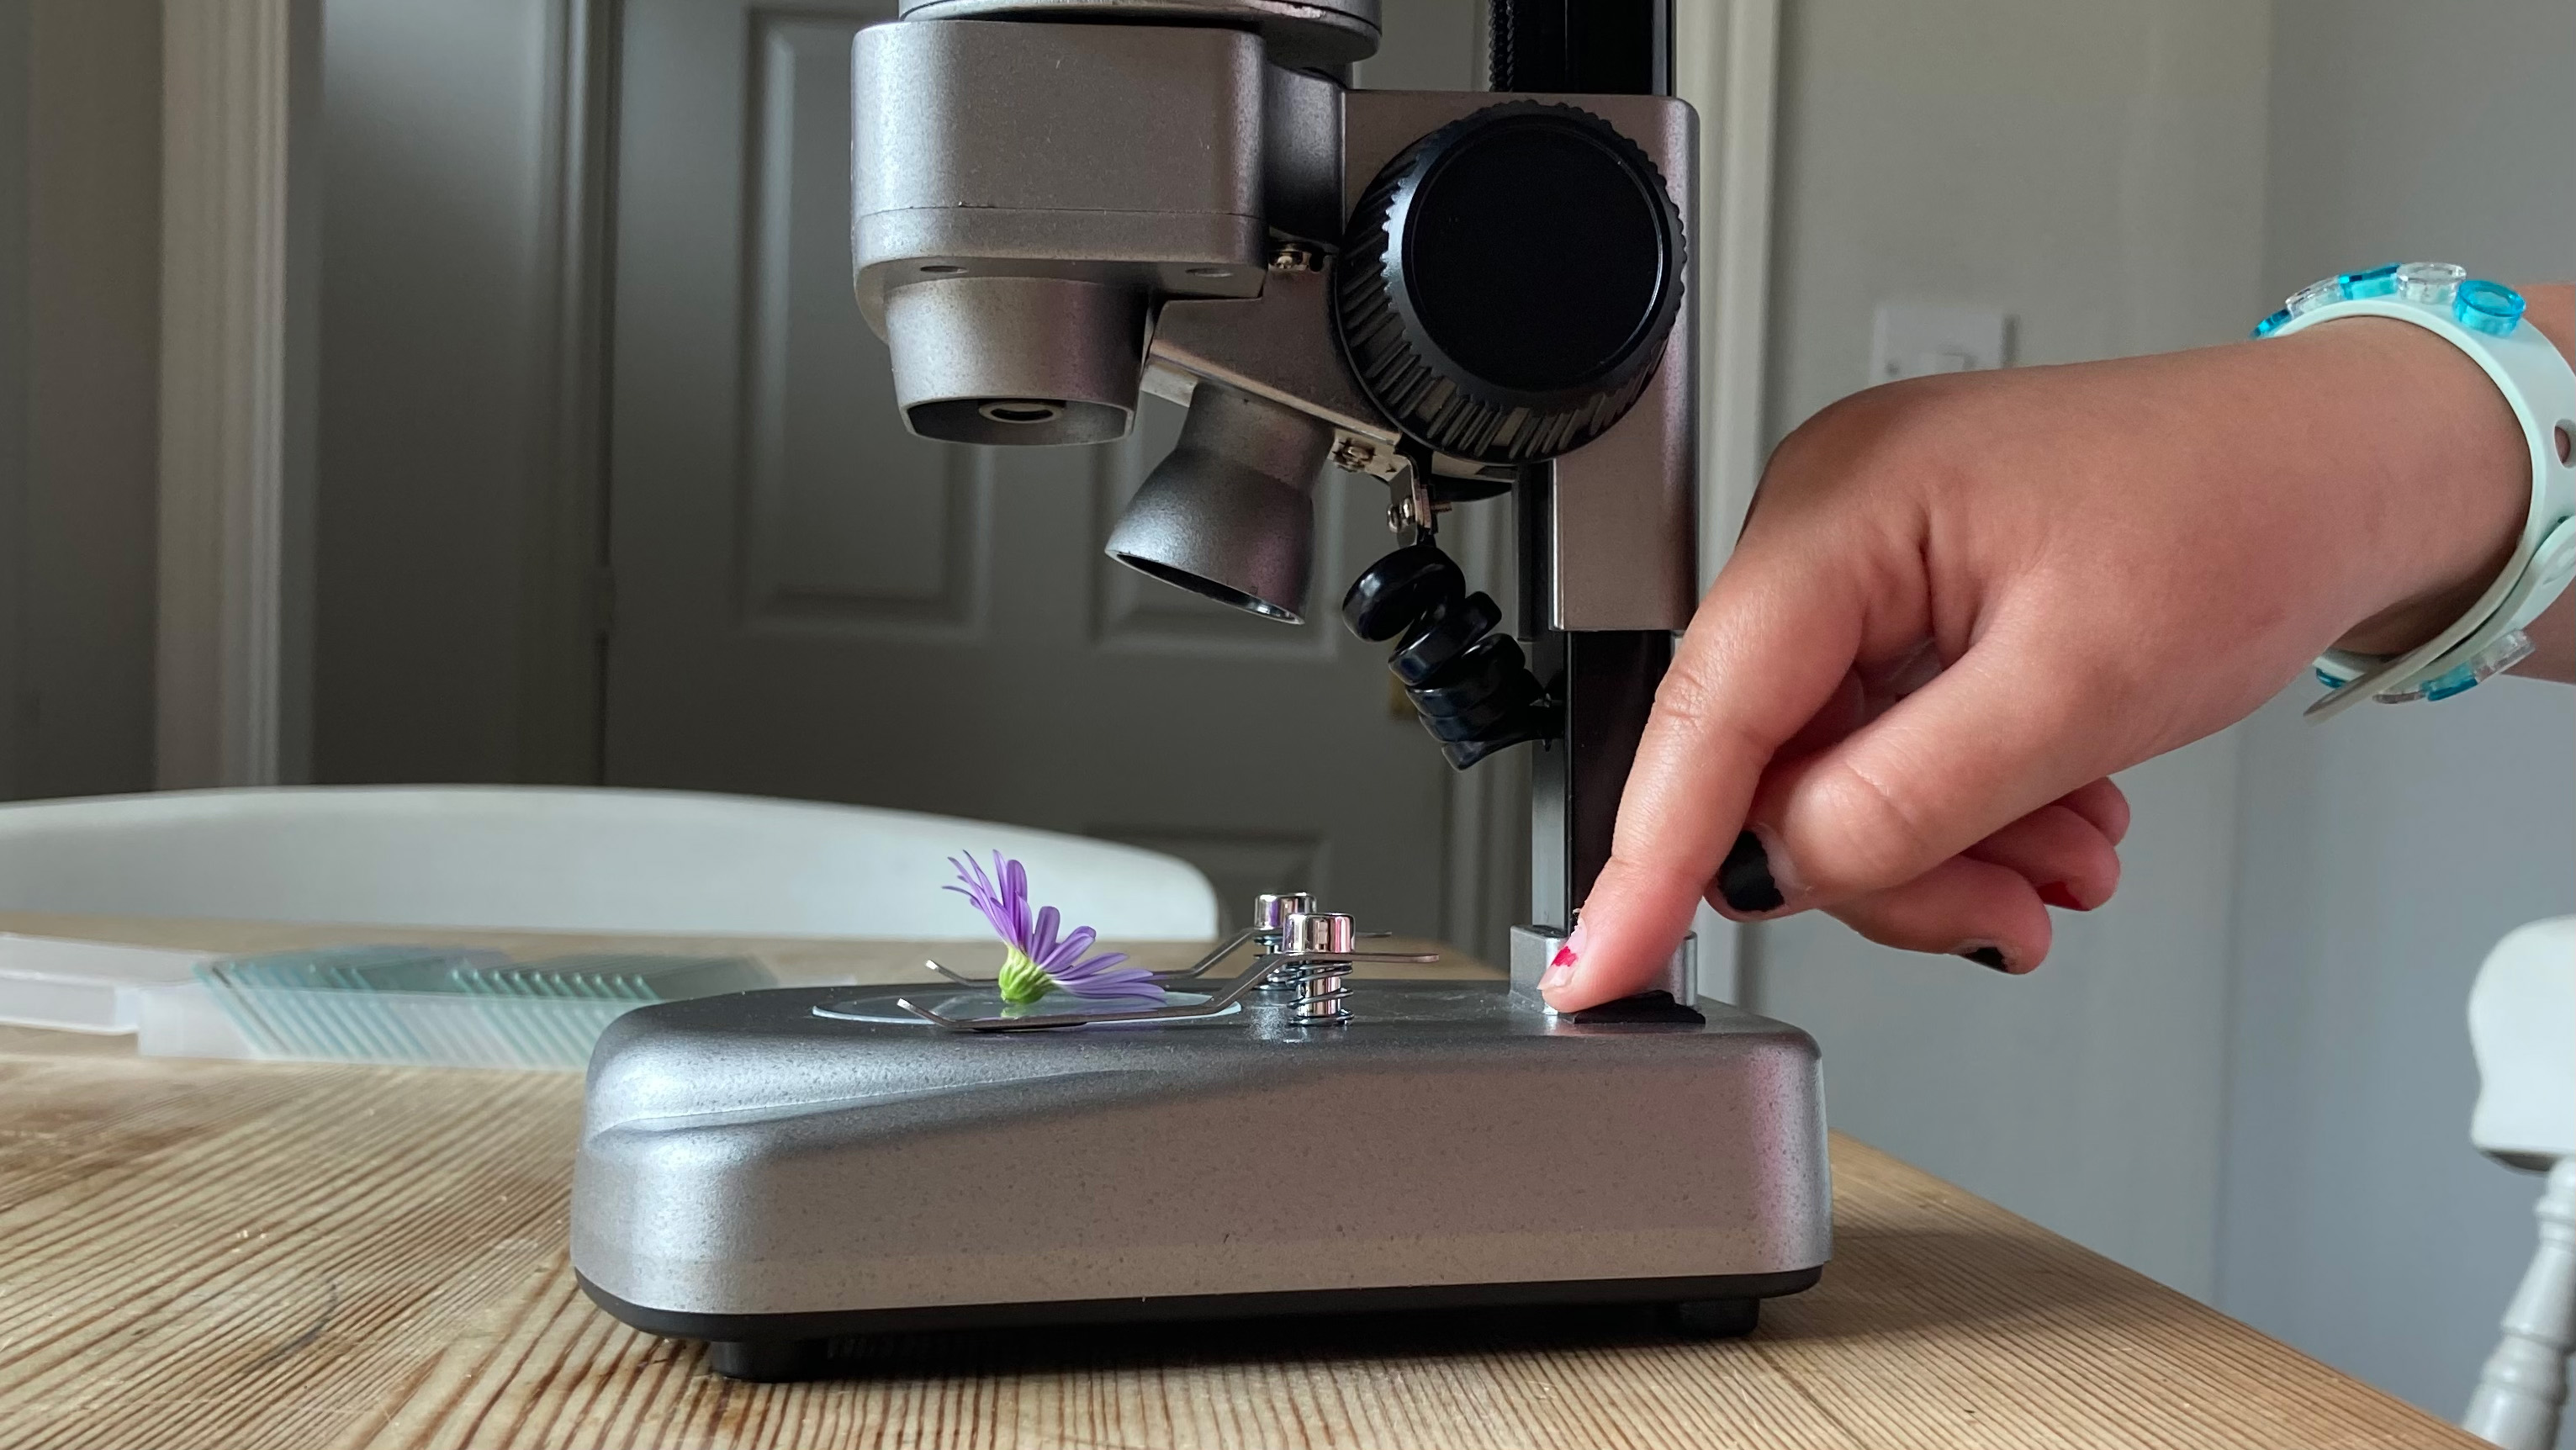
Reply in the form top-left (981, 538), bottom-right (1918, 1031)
top-left (1146, 267), bottom-right (1402, 468)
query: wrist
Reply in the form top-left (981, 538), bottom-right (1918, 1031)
top-left (2293, 316), bottom-right (2532, 657)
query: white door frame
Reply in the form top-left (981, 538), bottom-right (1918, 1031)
top-left (155, 0), bottom-right (612, 790)
top-left (1677, 0), bottom-right (1780, 1003)
top-left (1680, 0), bottom-right (1780, 561)
top-left (155, 0), bottom-right (321, 788)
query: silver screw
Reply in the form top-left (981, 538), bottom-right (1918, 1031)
top-left (1279, 911), bottom-right (1356, 1024)
top-left (1269, 242), bottom-right (1322, 273)
top-left (1253, 892), bottom-right (1315, 996)
top-left (1388, 469), bottom-right (1443, 540)
top-left (1330, 437), bottom-right (1376, 473)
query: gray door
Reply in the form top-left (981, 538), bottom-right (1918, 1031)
top-left (601, 0), bottom-right (1489, 936)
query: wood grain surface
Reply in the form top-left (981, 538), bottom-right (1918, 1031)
top-left (0, 918), bottom-right (2478, 1449)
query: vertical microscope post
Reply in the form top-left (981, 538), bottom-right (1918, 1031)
top-left (1502, 0), bottom-right (1695, 987)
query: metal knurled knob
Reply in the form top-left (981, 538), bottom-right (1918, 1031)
top-left (1334, 100), bottom-right (1686, 464)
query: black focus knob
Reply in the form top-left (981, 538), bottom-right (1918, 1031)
top-left (1336, 101), bottom-right (1686, 464)
top-left (1341, 543), bottom-right (1559, 771)
top-left (1339, 542), bottom-right (1463, 642)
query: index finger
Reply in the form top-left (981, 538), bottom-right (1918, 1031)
top-left (1541, 548), bottom-right (1865, 1011)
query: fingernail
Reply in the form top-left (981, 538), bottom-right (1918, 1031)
top-left (2039, 882), bottom-right (2085, 911)
top-left (1956, 944), bottom-right (2011, 971)
top-left (1716, 830), bottom-right (1785, 913)
top-left (1539, 923), bottom-right (1588, 989)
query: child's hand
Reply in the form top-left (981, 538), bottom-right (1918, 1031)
top-left (1543, 286), bottom-right (2571, 1011)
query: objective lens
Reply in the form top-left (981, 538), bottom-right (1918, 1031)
top-left (978, 400), bottom-right (1066, 425)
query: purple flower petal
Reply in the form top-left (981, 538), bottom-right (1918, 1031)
top-left (942, 849), bottom-right (1162, 1003)
top-left (1029, 905), bottom-right (1061, 966)
top-left (1053, 961), bottom-right (1156, 998)
top-left (941, 883), bottom-right (1001, 939)
top-left (1038, 924), bottom-right (1096, 974)
top-left (947, 852), bottom-right (1019, 943)
top-left (1050, 947), bottom-right (1130, 983)
top-left (999, 854), bottom-right (1031, 950)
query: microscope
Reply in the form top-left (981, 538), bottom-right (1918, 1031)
top-left (570, 0), bottom-right (1830, 1379)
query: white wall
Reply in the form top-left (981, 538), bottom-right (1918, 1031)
top-left (1760, 0), bottom-right (2273, 437)
top-left (1743, 0), bottom-right (2272, 1299)
top-left (2218, 0), bottom-right (2576, 1435)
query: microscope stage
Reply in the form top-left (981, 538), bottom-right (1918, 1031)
top-left (571, 979), bottom-right (1831, 1379)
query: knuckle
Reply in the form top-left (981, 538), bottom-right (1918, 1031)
top-left (1768, 378), bottom-right (1956, 486)
top-left (1648, 662), bottom-right (1776, 780)
top-left (1796, 756), bottom-right (1944, 894)
top-left (1648, 658), bottom-right (1722, 737)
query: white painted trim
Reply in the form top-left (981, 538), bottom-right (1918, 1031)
top-left (1674, 0), bottom-right (1780, 1004)
top-left (1681, 0), bottom-right (1780, 574)
top-left (516, 0), bottom-right (617, 784)
top-left (155, 0), bottom-right (317, 788)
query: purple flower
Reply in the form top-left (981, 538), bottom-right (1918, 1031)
top-left (945, 851), bottom-right (1162, 1004)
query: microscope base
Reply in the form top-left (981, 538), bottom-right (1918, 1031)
top-left (579, 1265), bottom-right (1816, 1381)
top-left (570, 981), bottom-right (1832, 1380)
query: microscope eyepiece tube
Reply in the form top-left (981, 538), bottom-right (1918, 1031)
top-left (1104, 383), bottom-right (1330, 622)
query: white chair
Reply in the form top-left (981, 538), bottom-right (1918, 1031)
top-left (2464, 916), bottom-right (2576, 1450)
top-left (0, 786), bottom-right (1218, 939)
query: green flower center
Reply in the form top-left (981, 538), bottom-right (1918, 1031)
top-left (996, 946), bottom-right (1051, 1004)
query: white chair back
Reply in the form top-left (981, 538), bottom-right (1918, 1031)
top-left (2462, 916), bottom-right (2576, 1450)
top-left (0, 786), bottom-right (1218, 939)
top-left (2470, 918), bottom-right (2576, 1167)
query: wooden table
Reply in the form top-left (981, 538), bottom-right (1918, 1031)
top-left (0, 915), bottom-right (2476, 1449)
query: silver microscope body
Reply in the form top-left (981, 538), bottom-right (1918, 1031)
top-left (571, 0), bottom-right (1831, 1379)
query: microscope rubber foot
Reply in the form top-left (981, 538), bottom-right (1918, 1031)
top-left (1661, 1297), bottom-right (1759, 1338)
top-left (705, 1337), bottom-right (830, 1381)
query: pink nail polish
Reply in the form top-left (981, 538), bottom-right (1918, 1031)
top-left (1539, 923), bottom-right (1590, 991)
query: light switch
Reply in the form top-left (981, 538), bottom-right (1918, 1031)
top-left (1870, 303), bottom-right (2009, 385)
